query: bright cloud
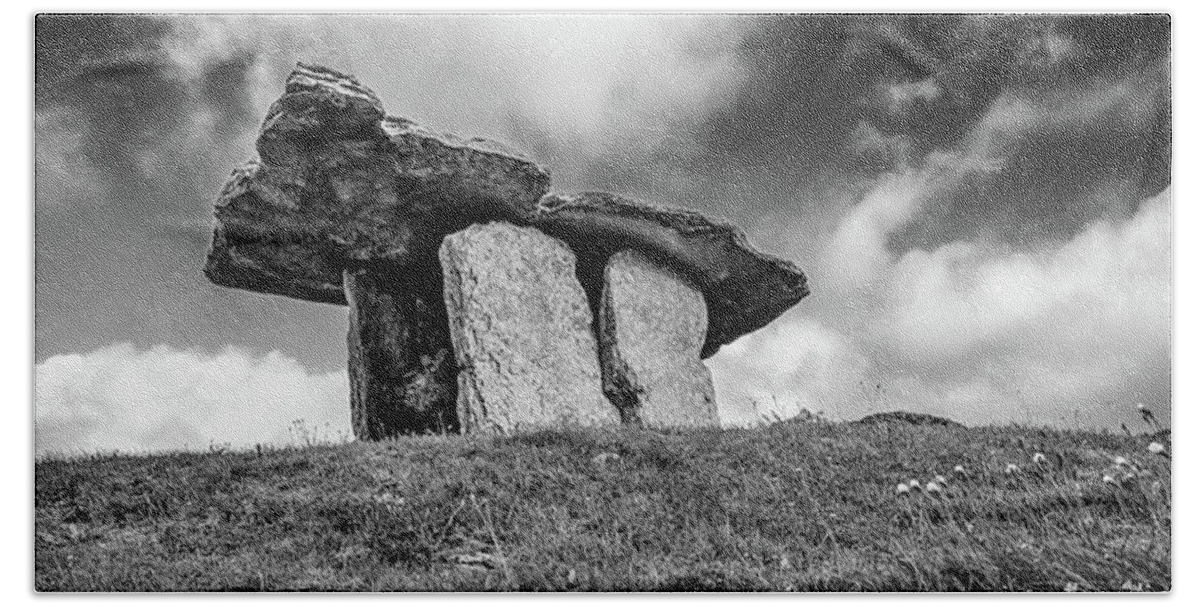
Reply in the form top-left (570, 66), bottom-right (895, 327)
top-left (35, 344), bottom-right (349, 457)
top-left (713, 171), bottom-right (1170, 431)
top-left (162, 15), bottom-right (750, 186)
top-left (710, 318), bottom-right (870, 424)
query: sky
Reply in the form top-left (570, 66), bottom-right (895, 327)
top-left (33, 13), bottom-right (1172, 456)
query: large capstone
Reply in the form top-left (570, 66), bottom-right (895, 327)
top-left (531, 191), bottom-right (809, 358)
top-left (344, 263), bottom-right (458, 439)
top-left (600, 249), bottom-right (718, 427)
top-left (205, 63), bottom-right (551, 304)
top-left (439, 222), bottom-right (619, 433)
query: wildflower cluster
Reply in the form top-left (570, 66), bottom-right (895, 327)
top-left (895, 468), bottom-right (963, 497)
top-left (1090, 403), bottom-right (1171, 491)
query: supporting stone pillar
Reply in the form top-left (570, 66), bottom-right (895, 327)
top-left (344, 263), bottom-right (459, 439)
top-left (599, 249), bottom-right (718, 428)
top-left (440, 222), bottom-right (620, 433)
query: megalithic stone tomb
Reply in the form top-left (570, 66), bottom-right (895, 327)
top-left (205, 63), bottom-right (810, 438)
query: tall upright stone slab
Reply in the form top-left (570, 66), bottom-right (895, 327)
top-left (345, 261), bottom-right (457, 438)
top-left (600, 249), bottom-right (718, 427)
top-left (440, 222), bottom-right (619, 433)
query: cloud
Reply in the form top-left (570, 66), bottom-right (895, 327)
top-left (709, 319), bottom-right (869, 423)
top-left (881, 187), bottom-right (1170, 369)
top-left (35, 344), bottom-right (350, 457)
top-left (882, 77), bottom-right (942, 116)
top-left (706, 16), bottom-right (1169, 432)
top-left (714, 170), bottom-right (1170, 431)
top-left (154, 14), bottom-right (751, 187)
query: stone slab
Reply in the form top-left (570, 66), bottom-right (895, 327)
top-left (439, 222), bottom-right (619, 433)
top-left (600, 249), bottom-right (718, 428)
top-left (344, 263), bottom-right (458, 438)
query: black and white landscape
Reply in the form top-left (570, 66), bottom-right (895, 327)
top-left (34, 14), bottom-right (1171, 592)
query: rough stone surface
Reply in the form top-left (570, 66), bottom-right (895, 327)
top-left (205, 63), bottom-right (551, 304)
top-left (530, 191), bottom-right (809, 358)
top-left (439, 222), bottom-right (619, 433)
top-left (600, 249), bottom-right (718, 428)
top-left (345, 262), bottom-right (458, 439)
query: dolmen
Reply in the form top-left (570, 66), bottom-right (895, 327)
top-left (205, 64), bottom-right (809, 438)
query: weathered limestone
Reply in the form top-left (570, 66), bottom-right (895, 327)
top-left (345, 262), bottom-right (457, 438)
top-left (203, 63), bottom-right (550, 439)
top-left (600, 249), bottom-right (718, 427)
top-left (206, 63), bottom-right (551, 304)
top-left (440, 222), bottom-right (619, 433)
top-left (530, 191), bottom-right (809, 358)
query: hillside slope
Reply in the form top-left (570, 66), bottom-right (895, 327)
top-left (35, 419), bottom-right (1170, 592)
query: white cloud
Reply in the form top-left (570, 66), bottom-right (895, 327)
top-left (884, 77), bottom-right (941, 114)
top-left (881, 187), bottom-right (1170, 369)
top-left (713, 165), bottom-right (1170, 430)
top-left (35, 344), bottom-right (349, 457)
top-left (710, 317), bottom-right (871, 426)
top-left (963, 68), bottom-right (1166, 160)
top-left (162, 15), bottom-right (750, 186)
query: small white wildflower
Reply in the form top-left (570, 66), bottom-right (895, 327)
top-left (1005, 463), bottom-right (1019, 475)
top-left (925, 481), bottom-right (942, 494)
top-left (908, 478), bottom-right (921, 490)
top-left (1064, 582), bottom-right (1080, 592)
top-left (1102, 474), bottom-right (1118, 486)
top-left (1122, 472), bottom-right (1137, 482)
top-left (1136, 403), bottom-right (1147, 411)
top-left (1032, 452), bottom-right (1047, 464)
top-left (1148, 442), bottom-right (1166, 455)
top-left (953, 465), bottom-right (967, 477)
top-left (1113, 456), bottom-right (1130, 467)
top-left (934, 474), bottom-right (948, 485)
top-left (896, 483), bottom-right (910, 495)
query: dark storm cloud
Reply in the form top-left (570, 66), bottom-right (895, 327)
top-left (581, 14), bottom-right (1170, 256)
top-left (36, 15), bottom-right (257, 220)
top-left (35, 15), bottom-right (170, 104)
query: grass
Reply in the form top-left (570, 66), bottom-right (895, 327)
top-left (34, 417), bottom-right (1170, 592)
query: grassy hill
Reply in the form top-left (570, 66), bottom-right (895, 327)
top-left (34, 417), bottom-right (1170, 592)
